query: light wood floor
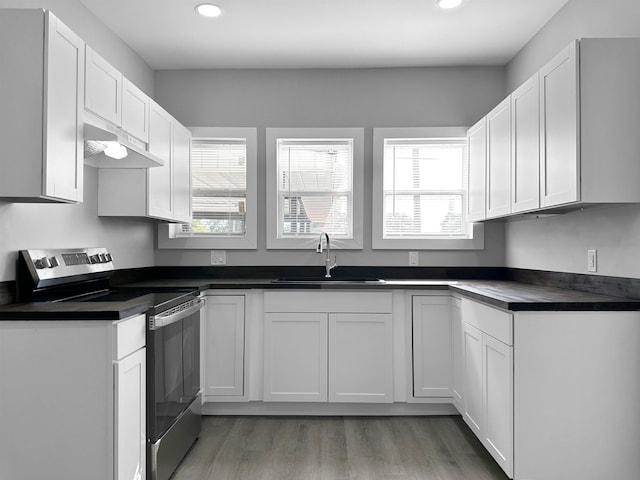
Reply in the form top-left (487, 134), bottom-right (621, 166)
top-left (171, 415), bottom-right (510, 480)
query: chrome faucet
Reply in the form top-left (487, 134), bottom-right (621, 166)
top-left (316, 232), bottom-right (337, 277)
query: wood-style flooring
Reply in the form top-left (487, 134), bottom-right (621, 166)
top-left (171, 415), bottom-right (509, 480)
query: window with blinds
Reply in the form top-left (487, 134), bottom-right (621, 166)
top-left (277, 138), bottom-right (353, 238)
top-left (178, 139), bottom-right (247, 236)
top-left (383, 139), bottom-right (467, 238)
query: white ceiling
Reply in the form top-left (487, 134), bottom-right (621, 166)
top-left (78, 0), bottom-right (570, 70)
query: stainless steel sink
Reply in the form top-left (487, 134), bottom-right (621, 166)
top-left (272, 277), bottom-right (386, 284)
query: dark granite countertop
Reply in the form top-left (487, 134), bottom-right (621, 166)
top-left (450, 281), bottom-right (640, 311)
top-left (124, 277), bottom-right (640, 311)
top-left (1, 277), bottom-right (639, 320)
top-left (0, 295), bottom-right (155, 320)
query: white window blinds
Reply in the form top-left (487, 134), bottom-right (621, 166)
top-left (383, 139), bottom-right (467, 238)
top-left (277, 138), bottom-right (354, 238)
top-left (179, 139), bottom-right (247, 235)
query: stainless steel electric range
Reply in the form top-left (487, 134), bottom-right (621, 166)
top-left (16, 248), bottom-right (204, 480)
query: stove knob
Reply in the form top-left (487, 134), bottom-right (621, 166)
top-left (34, 257), bottom-right (48, 269)
top-left (90, 254), bottom-right (100, 264)
top-left (105, 253), bottom-right (113, 262)
top-left (49, 256), bottom-right (59, 268)
top-left (99, 254), bottom-right (107, 263)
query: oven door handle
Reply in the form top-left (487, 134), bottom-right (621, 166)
top-left (148, 296), bottom-right (206, 330)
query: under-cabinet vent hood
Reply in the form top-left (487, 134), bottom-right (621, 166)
top-left (83, 111), bottom-right (164, 168)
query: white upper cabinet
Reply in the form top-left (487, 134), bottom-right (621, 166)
top-left (121, 78), bottom-right (150, 144)
top-left (577, 38), bottom-right (640, 204)
top-left (472, 38), bottom-right (640, 219)
top-left (0, 9), bottom-right (84, 203)
top-left (85, 46), bottom-right (122, 126)
top-left (511, 73), bottom-right (540, 213)
top-left (171, 120), bottom-right (193, 224)
top-left (147, 101), bottom-right (174, 220)
top-left (467, 118), bottom-right (487, 222)
top-left (485, 96), bottom-right (512, 218)
top-left (539, 41), bottom-right (579, 208)
top-left (98, 103), bottom-right (192, 223)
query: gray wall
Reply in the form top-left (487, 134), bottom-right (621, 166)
top-left (0, 0), bottom-right (156, 282)
top-left (504, 0), bottom-right (640, 278)
top-left (154, 67), bottom-right (507, 267)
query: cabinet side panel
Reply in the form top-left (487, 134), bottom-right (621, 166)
top-left (514, 311), bottom-right (640, 480)
top-left (580, 38), bottom-right (640, 202)
top-left (0, 10), bottom-right (44, 196)
top-left (0, 321), bottom-right (111, 480)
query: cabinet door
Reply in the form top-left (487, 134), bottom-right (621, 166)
top-left (462, 322), bottom-right (483, 437)
top-left (147, 101), bottom-right (173, 219)
top-left (486, 96), bottom-right (512, 218)
top-left (114, 348), bottom-right (146, 480)
top-left (539, 40), bottom-right (579, 207)
top-left (43, 13), bottom-right (85, 203)
top-left (263, 312), bottom-right (328, 402)
top-left (121, 78), bottom-right (150, 143)
top-left (412, 296), bottom-right (452, 398)
top-left (451, 297), bottom-right (464, 413)
top-left (85, 46), bottom-right (122, 126)
top-left (482, 334), bottom-right (513, 478)
top-left (203, 296), bottom-right (245, 397)
top-left (328, 313), bottom-right (393, 403)
top-left (511, 73), bottom-right (540, 213)
top-left (172, 121), bottom-right (193, 224)
top-left (467, 117), bottom-right (487, 222)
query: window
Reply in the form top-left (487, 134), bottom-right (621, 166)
top-left (266, 128), bottom-right (364, 250)
top-left (158, 127), bottom-right (257, 250)
top-left (179, 139), bottom-right (247, 236)
top-left (277, 138), bottom-right (353, 238)
top-left (373, 127), bottom-right (484, 250)
top-left (383, 139), bottom-right (467, 238)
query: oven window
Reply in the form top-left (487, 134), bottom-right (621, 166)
top-left (148, 312), bottom-right (200, 440)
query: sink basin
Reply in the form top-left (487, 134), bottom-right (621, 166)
top-left (272, 277), bottom-right (386, 284)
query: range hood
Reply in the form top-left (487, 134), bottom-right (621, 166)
top-left (83, 111), bottom-right (164, 168)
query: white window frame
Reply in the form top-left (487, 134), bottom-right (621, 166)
top-left (158, 127), bottom-right (258, 250)
top-left (266, 128), bottom-right (364, 250)
top-left (372, 127), bottom-right (484, 250)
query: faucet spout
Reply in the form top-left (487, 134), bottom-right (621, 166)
top-left (317, 232), bottom-right (337, 277)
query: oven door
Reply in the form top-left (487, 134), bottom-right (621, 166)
top-left (147, 296), bottom-right (204, 442)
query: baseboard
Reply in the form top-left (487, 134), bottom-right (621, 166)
top-left (202, 401), bottom-right (458, 416)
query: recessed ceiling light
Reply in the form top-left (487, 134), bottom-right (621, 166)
top-left (435, 0), bottom-right (463, 9)
top-left (195, 3), bottom-right (223, 18)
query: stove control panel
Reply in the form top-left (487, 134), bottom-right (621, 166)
top-left (20, 248), bottom-right (115, 282)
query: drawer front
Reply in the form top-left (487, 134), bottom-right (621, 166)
top-left (114, 314), bottom-right (146, 360)
top-left (264, 291), bottom-right (393, 313)
top-left (461, 299), bottom-right (513, 345)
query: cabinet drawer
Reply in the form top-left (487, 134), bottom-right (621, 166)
top-left (114, 314), bottom-right (146, 360)
top-left (264, 291), bottom-right (393, 313)
top-left (461, 299), bottom-right (512, 345)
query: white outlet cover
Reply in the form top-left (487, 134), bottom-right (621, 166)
top-left (587, 249), bottom-right (597, 272)
top-left (210, 250), bottom-right (226, 265)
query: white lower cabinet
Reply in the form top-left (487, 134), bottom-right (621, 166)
top-left (451, 296), bottom-right (464, 413)
top-left (412, 295), bottom-right (453, 398)
top-left (263, 291), bottom-right (393, 403)
top-left (264, 312), bottom-right (328, 402)
top-left (203, 295), bottom-right (246, 400)
top-left (461, 299), bottom-right (513, 478)
top-left (329, 313), bottom-right (393, 402)
top-left (114, 347), bottom-right (146, 480)
top-left (0, 314), bottom-right (146, 480)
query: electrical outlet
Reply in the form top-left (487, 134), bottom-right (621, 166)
top-left (409, 251), bottom-right (419, 266)
top-left (210, 250), bottom-right (226, 265)
top-left (587, 249), bottom-right (597, 272)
